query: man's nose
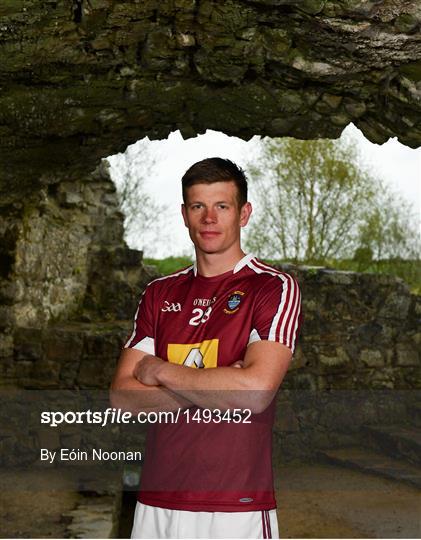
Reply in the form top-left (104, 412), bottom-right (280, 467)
top-left (202, 207), bottom-right (217, 223)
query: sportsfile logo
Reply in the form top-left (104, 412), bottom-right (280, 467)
top-left (161, 301), bottom-right (182, 312)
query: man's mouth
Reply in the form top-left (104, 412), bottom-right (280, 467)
top-left (200, 231), bottom-right (221, 238)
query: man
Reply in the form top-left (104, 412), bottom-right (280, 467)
top-left (111, 158), bottom-right (301, 538)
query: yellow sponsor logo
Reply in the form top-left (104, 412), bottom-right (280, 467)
top-left (167, 339), bottom-right (219, 369)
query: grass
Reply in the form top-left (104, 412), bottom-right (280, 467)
top-left (332, 258), bottom-right (421, 294)
top-left (143, 256), bottom-right (421, 294)
top-left (273, 258), bottom-right (421, 294)
top-left (143, 256), bottom-right (193, 275)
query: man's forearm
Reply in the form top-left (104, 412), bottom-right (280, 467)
top-left (148, 360), bottom-right (275, 414)
top-left (110, 376), bottom-right (193, 414)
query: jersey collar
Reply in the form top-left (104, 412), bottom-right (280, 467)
top-left (193, 253), bottom-right (255, 277)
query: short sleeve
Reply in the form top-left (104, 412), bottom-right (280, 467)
top-left (124, 284), bottom-right (156, 355)
top-left (249, 273), bottom-right (302, 353)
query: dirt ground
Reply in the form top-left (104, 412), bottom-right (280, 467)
top-left (0, 463), bottom-right (420, 538)
top-left (276, 462), bottom-right (421, 538)
top-left (0, 470), bottom-right (80, 538)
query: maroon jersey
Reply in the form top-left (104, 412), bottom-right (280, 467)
top-left (125, 254), bottom-right (301, 512)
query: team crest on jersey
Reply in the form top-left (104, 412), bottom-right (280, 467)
top-left (224, 290), bottom-right (245, 314)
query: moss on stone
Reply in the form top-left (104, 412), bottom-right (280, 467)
top-left (394, 13), bottom-right (419, 33)
top-left (399, 61), bottom-right (421, 82)
top-left (299, 0), bottom-right (326, 15)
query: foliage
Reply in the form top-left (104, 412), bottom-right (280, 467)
top-left (143, 256), bottom-right (193, 275)
top-left (145, 255), bottom-right (420, 292)
top-left (267, 256), bottom-right (420, 294)
top-left (357, 188), bottom-right (419, 262)
top-left (245, 137), bottom-right (420, 264)
top-left (333, 258), bottom-right (421, 294)
top-left (106, 139), bottom-right (168, 257)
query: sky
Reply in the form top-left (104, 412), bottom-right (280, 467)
top-left (107, 124), bottom-right (421, 258)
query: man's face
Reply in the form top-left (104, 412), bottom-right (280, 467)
top-left (181, 181), bottom-right (252, 256)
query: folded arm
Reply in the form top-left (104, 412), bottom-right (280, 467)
top-left (135, 340), bottom-right (292, 414)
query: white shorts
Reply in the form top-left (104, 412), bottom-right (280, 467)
top-left (131, 502), bottom-right (279, 539)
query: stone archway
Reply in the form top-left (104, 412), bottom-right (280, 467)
top-left (1, 0), bottom-right (421, 199)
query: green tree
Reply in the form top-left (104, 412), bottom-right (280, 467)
top-left (106, 139), bottom-right (168, 257)
top-left (358, 188), bottom-right (419, 260)
top-left (245, 137), bottom-right (420, 264)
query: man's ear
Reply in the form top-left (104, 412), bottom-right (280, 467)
top-left (240, 202), bottom-right (252, 227)
top-left (181, 203), bottom-right (188, 228)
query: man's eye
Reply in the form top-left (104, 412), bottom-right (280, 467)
top-left (218, 204), bottom-right (228, 209)
top-left (191, 204), bottom-right (202, 209)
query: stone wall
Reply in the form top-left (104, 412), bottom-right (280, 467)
top-left (0, 161), bottom-right (154, 379)
top-left (3, 260), bottom-right (420, 391)
top-left (274, 265), bottom-right (420, 459)
top-left (1, 263), bottom-right (419, 465)
top-left (274, 388), bottom-right (417, 461)
top-left (283, 265), bottom-right (420, 391)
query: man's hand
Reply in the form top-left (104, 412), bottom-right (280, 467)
top-left (134, 354), bottom-right (166, 386)
top-left (111, 348), bottom-right (193, 413)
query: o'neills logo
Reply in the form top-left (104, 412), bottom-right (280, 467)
top-left (224, 290), bottom-right (245, 314)
top-left (193, 296), bottom-right (216, 307)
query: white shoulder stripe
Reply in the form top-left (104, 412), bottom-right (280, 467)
top-left (246, 259), bottom-right (290, 341)
top-left (246, 258), bottom-right (281, 277)
top-left (125, 266), bottom-right (193, 348)
top-left (125, 292), bottom-right (144, 347)
top-left (268, 273), bottom-right (294, 342)
top-left (289, 287), bottom-right (301, 350)
top-left (246, 258), bottom-right (284, 278)
top-left (247, 259), bottom-right (300, 351)
top-left (276, 274), bottom-right (298, 347)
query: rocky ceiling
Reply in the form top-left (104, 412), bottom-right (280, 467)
top-left (1, 0), bottom-right (421, 202)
